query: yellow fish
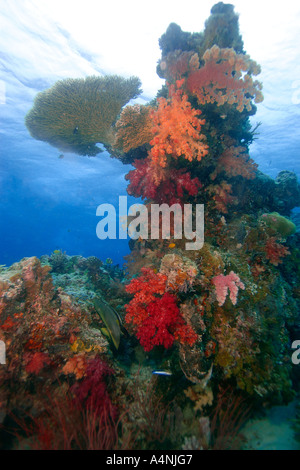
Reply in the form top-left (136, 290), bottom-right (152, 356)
top-left (168, 243), bottom-right (176, 249)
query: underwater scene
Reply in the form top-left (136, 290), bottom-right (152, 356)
top-left (0, 0), bottom-right (300, 452)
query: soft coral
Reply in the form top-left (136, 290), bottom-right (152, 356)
top-left (126, 158), bottom-right (202, 205)
top-left (125, 268), bottom-right (197, 351)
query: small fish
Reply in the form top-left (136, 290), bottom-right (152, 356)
top-left (168, 243), bottom-right (176, 249)
top-left (152, 370), bottom-right (172, 377)
top-left (220, 114), bottom-right (227, 119)
top-left (58, 154), bottom-right (64, 159)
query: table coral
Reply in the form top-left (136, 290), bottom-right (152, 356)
top-left (113, 104), bottom-right (153, 153)
top-left (25, 75), bottom-right (142, 156)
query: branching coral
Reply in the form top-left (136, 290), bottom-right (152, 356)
top-left (25, 75), bottom-right (142, 156)
top-left (186, 45), bottom-right (263, 112)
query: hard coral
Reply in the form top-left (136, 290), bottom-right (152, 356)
top-left (113, 104), bottom-right (153, 153)
top-left (25, 75), bottom-right (142, 156)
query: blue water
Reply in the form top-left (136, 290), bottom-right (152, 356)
top-left (1, 1), bottom-right (299, 267)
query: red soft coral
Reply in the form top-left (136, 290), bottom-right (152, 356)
top-left (125, 268), bottom-right (197, 351)
top-left (126, 158), bottom-right (202, 205)
top-left (265, 237), bottom-right (290, 266)
top-left (71, 356), bottom-right (117, 419)
top-left (125, 268), bottom-right (167, 330)
top-left (210, 145), bottom-right (258, 181)
top-left (24, 351), bottom-right (51, 375)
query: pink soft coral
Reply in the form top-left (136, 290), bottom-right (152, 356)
top-left (212, 271), bottom-right (245, 306)
top-left (186, 45), bottom-right (263, 112)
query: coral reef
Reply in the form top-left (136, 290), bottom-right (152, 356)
top-left (114, 2), bottom-right (299, 411)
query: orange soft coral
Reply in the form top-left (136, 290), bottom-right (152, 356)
top-left (148, 80), bottom-right (208, 183)
top-left (187, 45), bottom-right (263, 112)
